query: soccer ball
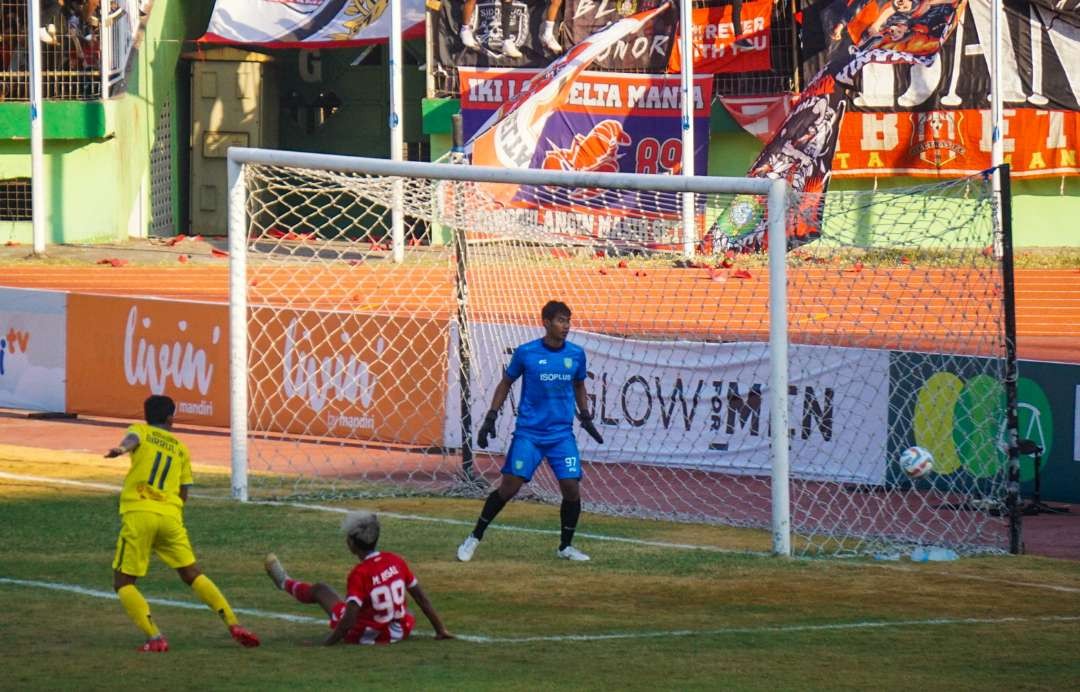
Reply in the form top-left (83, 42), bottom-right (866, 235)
top-left (899, 446), bottom-right (934, 478)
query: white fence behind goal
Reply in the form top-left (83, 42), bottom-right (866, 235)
top-left (227, 148), bottom-right (1015, 557)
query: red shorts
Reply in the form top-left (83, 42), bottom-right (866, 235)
top-left (329, 602), bottom-right (416, 645)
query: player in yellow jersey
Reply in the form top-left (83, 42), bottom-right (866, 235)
top-left (105, 395), bottom-right (260, 652)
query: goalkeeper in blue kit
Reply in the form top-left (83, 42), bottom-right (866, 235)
top-left (457, 301), bottom-right (604, 563)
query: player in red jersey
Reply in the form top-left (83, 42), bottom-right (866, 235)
top-left (265, 511), bottom-right (453, 646)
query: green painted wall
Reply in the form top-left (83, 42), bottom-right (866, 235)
top-left (421, 97), bottom-right (1080, 248)
top-left (0, 102), bottom-right (107, 139)
top-left (0, 0), bottom-right (213, 244)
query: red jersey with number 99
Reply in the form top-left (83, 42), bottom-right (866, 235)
top-left (345, 551), bottom-right (417, 627)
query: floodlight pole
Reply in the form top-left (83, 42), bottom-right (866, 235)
top-left (679, 0), bottom-right (695, 259)
top-left (389, 0), bottom-right (405, 262)
top-left (28, 0), bottom-right (47, 256)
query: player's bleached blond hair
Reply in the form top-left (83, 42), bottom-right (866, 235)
top-left (341, 510), bottom-right (380, 548)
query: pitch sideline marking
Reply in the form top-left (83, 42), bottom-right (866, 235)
top-left (4, 471), bottom-right (1080, 597)
top-left (2, 576), bottom-right (1078, 644)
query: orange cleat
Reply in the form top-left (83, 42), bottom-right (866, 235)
top-left (229, 624), bottom-right (260, 648)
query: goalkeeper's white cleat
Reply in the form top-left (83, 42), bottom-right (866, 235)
top-left (460, 25), bottom-right (480, 51)
top-left (456, 535), bottom-right (480, 562)
top-left (264, 553), bottom-right (289, 590)
top-left (556, 546), bottom-right (590, 561)
top-left (541, 30), bottom-right (562, 54)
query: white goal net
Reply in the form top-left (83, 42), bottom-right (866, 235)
top-left (228, 149), bottom-right (1015, 557)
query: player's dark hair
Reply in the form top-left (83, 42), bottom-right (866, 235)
top-left (144, 395), bottom-right (176, 426)
top-left (541, 300), bottom-right (572, 322)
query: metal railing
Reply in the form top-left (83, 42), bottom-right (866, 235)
top-left (0, 0), bottom-right (139, 102)
top-left (101, 0), bottom-right (139, 97)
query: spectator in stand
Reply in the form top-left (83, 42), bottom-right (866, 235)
top-left (39, 0), bottom-right (63, 46)
top-left (0, 6), bottom-right (28, 100)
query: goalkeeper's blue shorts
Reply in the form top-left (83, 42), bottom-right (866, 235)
top-left (502, 434), bottom-right (581, 481)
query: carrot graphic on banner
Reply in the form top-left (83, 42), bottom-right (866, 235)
top-left (466, 1), bottom-right (673, 202)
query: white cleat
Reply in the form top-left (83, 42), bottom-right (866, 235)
top-left (456, 535), bottom-right (480, 562)
top-left (541, 31), bottom-right (562, 54)
top-left (502, 39), bottom-right (522, 59)
top-left (556, 545), bottom-right (590, 561)
top-left (460, 25), bottom-right (480, 51)
top-left (264, 553), bottom-right (289, 590)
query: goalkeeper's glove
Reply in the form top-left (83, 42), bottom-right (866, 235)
top-left (578, 411), bottom-right (604, 444)
top-left (476, 410), bottom-right (498, 449)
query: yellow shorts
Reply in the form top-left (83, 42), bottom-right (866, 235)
top-left (112, 511), bottom-right (197, 577)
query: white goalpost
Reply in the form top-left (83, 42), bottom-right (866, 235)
top-left (226, 147), bottom-right (1015, 558)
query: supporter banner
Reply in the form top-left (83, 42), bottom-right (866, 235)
top-left (461, 67), bottom-right (711, 246)
top-left (467, 1), bottom-right (674, 199)
top-left (248, 309), bottom-right (447, 445)
top-left (200, 0), bottom-right (425, 48)
top-left (562, 0), bottom-right (677, 71)
top-left (726, 0), bottom-right (965, 252)
top-left (718, 93), bottom-right (796, 142)
top-left (67, 295), bottom-right (229, 427)
top-left (434, 0), bottom-right (557, 69)
top-left (724, 75), bottom-right (847, 252)
top-left (0, 288), bottom-right (66, 413)
top-left (800, 0), bottom-right (1080, 113)
top-left (668, 1), bottom-right (774, 74)
top-left (446, 323), bottom-right (891, 484)
top-left (833, 108), bottom-right (1080, 177)
top-left (460, 68), bottom-right (713, 174)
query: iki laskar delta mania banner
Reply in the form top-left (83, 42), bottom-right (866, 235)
top-left (466, 2), bottom-right (674, 175)
top-left (715, 0), bottom-right (967, 252)
top-left (200, 0), bottom-right (424, 47)
top-left (798, 0), bottom-right (1080, 177)
top-left (462, 4), bottom-right (699, 249)
top-left (460, 67), bottom-right (712, 248)
top-left (459, 68), bottom-right (712, 175)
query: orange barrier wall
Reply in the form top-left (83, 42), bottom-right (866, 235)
top-left (248, 307), bottom-right (449, 446)
top-left (62, 294), bottom-right (451, 443)
top-left (67, 295), bottom-right (231, 426)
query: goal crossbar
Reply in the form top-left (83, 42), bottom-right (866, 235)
top-left (226, 146), bottom-right (780, 197)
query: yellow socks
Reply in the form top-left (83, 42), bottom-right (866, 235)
top-left (117, 584), bottom-right (160, 638)
top-left (190, 574), bottom-right (238, 627)
top-left (119, 576), bottom-right (240, 641)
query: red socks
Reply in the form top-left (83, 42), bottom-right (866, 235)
top-left (284, 579), bottom-right (315, 603)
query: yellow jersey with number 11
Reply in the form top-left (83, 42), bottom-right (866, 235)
top-left (119, 423), bottom-right (193, 521)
